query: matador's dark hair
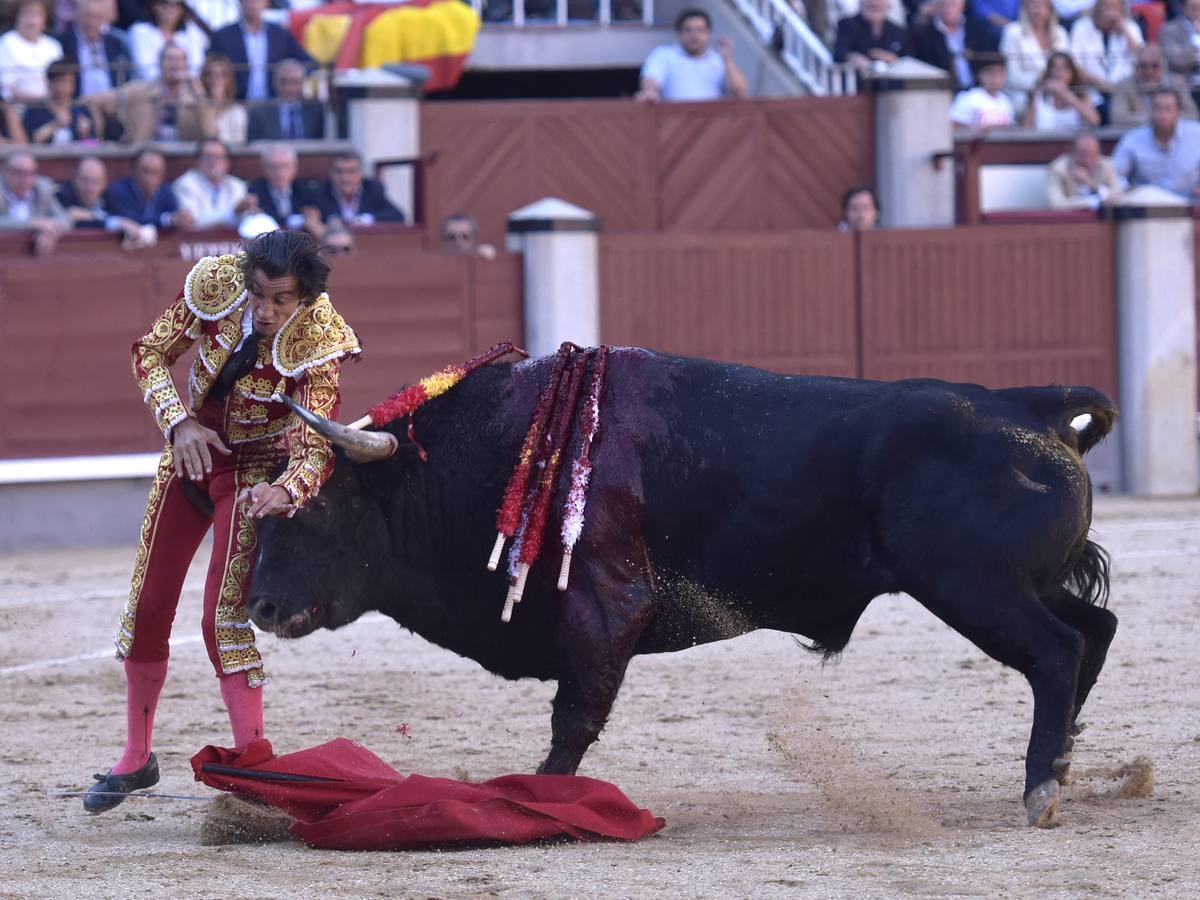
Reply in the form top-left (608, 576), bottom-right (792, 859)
top-left (239, 230), bottom-right (331, 304)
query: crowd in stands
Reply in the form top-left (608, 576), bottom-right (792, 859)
top-left (0, 0), bottom-right (424, 252)
top-left (639, 2), bottom-right (1200, 204)
top-left (0, 0), bottom-right (321, 144)
top-left (0, 142), bottom-right (402, 253)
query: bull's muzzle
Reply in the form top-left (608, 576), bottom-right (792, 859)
top-left (246, 593), bottom-right (319, 638)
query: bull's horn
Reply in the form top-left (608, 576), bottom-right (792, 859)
top-left (279, 395), bottom-right (398, 462)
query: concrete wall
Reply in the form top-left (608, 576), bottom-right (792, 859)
top-left (0, 479), bottom-right (151, 553)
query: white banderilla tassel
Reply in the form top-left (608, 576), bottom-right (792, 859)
top-left (487, 532), bottom-right (506, 572)
top-left (500, 563), bottom-right (531, 623)
top-left (557, 551), bottom-right (572, 591)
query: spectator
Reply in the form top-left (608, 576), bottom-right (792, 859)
top-left (1069, 0), bottom-right (1142, 96)
top-left (245, 142), bottom-right (318, 232)
top-left (1112, 88), bottom-right (1200, 197)
top-left (128, 0), bottom-right (208, 81)
top-left (199, 52), bottom-right (246, 144)
top-left (1052, 0), bottom-right (1091, 29)
top-left (1022, 51), bottom-right (1100, 129)
top-left (834, 0), bottom-right (911, 73)
top-left (88, 43), bottom-right (207, 142)
top-left (0, 149), bottom-right (67, 254)
top-left (911, 0), bottom-right (997, 92)
top-left (1110, 45), bottom-right (1199, 125)
top-left (1160, 0), bottom-right (1200, 108)
top-left (23, 61), bottom-right (98, 143)
top-left (999, 0), bottom-right (1068, 113)
top-left (322, 217), bottom-right (354, 255)
top-left (969, 0), bottom-right (1019, 44)
top-left (172, 137), bottom-right (254, 227)
top-left (104, 145), bottom-right (194, 228)
top-left (817, 0), bottom-right (912, 45)
top-left (635, 8), bottom-right (748, 102)
top-left (950, 52), bottom-right (1017, 128)
top-left (0, 0), bottom-right (63, 103)
top-left (440, 213), bottom-right (497, 258)
top-left (245, 58), bottom-right (323, 140)
top-left (1047, 131), bottom-right (1123, 207)
top-left (838, 186), bottom-right (879, 230)
top-left (315, 152), bottom-right (404, 225)
top-left (56, 0), bottom-right (133, 97)
top-left (187, 0), bottom-right (240, 30)
top-left (209, 0), bottom-right (312, 100)
top-left (57, 154), bottom-right (109, 226)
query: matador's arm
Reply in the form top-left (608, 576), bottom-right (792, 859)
top-left (131, 292), bottom-right (199, 438)
top-left (274, 359), bottom-right (342, 507)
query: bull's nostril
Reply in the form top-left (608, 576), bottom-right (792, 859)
top-left (250, 598), bottom-right (277, 624)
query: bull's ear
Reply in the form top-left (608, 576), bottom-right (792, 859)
top-left (280, 395), bottom-right (398, 463)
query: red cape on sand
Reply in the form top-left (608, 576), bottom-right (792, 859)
top-left (191, 738), bottom-right (665, 850)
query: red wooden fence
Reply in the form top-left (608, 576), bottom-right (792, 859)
top-left (601, 230), bottom-right (859, 377)
top-left (421, 97), bottom-right (875, 247)
top-left (859, 223), bottom-right (1118, 400)
top-left (599, 224), bottom-right (1119, 401)
top-left (0, 250), bottom-right (522, 459)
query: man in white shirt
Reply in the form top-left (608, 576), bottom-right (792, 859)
top-left (172, 139), bottom-right (256, 228)
top-left (636, 8), bottom-right (748, 102)
top-left (950, 53), bottom-right (1016, 130)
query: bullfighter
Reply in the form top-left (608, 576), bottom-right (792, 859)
top-left (84, 230), bottom-right (360, 812)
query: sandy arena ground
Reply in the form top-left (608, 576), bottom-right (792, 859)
top-left (1, 496), bottom-right (1197, 898)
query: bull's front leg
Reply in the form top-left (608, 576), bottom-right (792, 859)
top-left (538, 578), bottom-right (654, 775)
top-left (538, 493), bottom-right (654, 775)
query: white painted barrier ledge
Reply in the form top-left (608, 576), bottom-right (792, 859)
top-left (0, 453), bottom-right (160, 485)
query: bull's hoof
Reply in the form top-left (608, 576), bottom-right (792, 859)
top-left (1053, 754), bottom-right (1073, 786)
top-left (1025, 779), bottom-right (1061, 828)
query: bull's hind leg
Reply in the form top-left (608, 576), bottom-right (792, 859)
top-left (913, 577), bottom-right (1084, 827)
top-left (1041, 588), bottom-right (1118, 782)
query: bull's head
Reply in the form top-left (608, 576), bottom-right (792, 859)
top-left (245, 399), bottom-right (401, 638)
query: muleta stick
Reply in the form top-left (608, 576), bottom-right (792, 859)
top-left (344, 340), bottom-right (526, 432)
top-left (558, 345), bottom-right (607, 591)
top-left (488, 343), bottom-right (574, 572)
top-left (501, 349), bottom-right (590, 622)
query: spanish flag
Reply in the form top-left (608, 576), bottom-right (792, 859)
top-left (290, 0), bottom-right (481, 93)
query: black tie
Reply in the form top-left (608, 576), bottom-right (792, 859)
top-left (210, 331), bottom-right (263, 402)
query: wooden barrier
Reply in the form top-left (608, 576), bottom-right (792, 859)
top-left (600, 230), bottom-right (859, 377)
top-left (421, 96), bottom-right (875, 247)
top-left (858, 223), bottom-right (1118, 400)
top-left (0, 247), bottom-right (522, 459)
top-left (598, 223), bottom-right (1118, 400)
top-left (0, 224), bottom-right (426, 259)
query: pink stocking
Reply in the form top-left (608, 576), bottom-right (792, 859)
top-left (112, 658), bottom-right (168, 774)
top-left (219, 673), bottom-right (265, 748)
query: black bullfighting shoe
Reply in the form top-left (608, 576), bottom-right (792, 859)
top-left (83, 754), bottom-right (159, 813)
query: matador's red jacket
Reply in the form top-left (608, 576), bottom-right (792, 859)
top-left (132, 253), bottom-right (361, 506)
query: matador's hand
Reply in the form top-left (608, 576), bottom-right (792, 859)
top-left (239, 483), bottom-right (295, 519)
top-left (172, 418), bottom-right (231, 481)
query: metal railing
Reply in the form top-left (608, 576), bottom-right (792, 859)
top-left (469, 0), bottom-right (655, 27)
top-left (727, 0), bottom-right (857, 95)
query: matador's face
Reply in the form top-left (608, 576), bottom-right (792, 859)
top-left (248, 271), bottom-right (305, 336)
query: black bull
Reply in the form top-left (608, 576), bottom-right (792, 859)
top-left (246, 349), bottom-right (1119, 827)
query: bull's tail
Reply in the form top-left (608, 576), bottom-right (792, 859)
top-left (997, 385), bottom-right (1118, 455)
top-left (1064, 538), bottom-right (1111, 608)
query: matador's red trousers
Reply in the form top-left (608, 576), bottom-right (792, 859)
top-left (115, 437), bottom-right (283, 688)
